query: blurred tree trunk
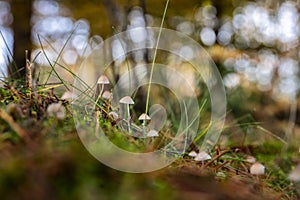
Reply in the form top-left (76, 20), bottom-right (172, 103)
top-left (101, 0), bottom-right (126, 32)
top-left (101, 0), bottom-right (126, 81)
top-left (10, 0), bottom-right (33, 79)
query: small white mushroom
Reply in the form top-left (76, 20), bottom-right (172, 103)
top-left (147, 129), bottom-right (159, 137)
top-left (188, 151), bottom-right (198, 157)
top-left (61, 91), bottom-right (77, 101)
top-left (98, 75), bottom-right (110, 84)
top-left (119, 96), bottom-right (134, 133)
top-left (245, 155), bottom-right (256, 163)
top-left (101, 90), bottom-right (111, 100)
top-left (194, 151), bottom-right (211, 162)
top-left (288, 164), bottom-right (300, 182)
top-left (95, 75), bottom-right (110, 105)
top-left (250, 162), bottom-right (265, 175)
top-left (195, 151), bottom-right (211, 161)
top-left (108, 111), bottom-right (119, 120)
top-left (47, 102), bottom-right (66, 120)
top-left (138, 113), bottom-right (151, 136)
top-left (119, 96), bottom-right (134, 104)
top-left (138, 113), bottom-right (151, 121)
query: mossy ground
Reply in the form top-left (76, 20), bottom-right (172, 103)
top-left (0, 81), bottom-right (299, 200)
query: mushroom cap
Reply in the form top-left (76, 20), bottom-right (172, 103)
top-left (102, 90), bottom-right (111, 100)
top-left (119, 96), bottom-right (134, 104)
top-left (188, 151), bottom-right (198, 157)
top-left (288, 164), bottom-right (300, 182)
top-left (138, 113), bottom-right (151, 120)
top-left (47, 102), bottom-right (66, 120)
top-left (245, 155), bottom-right (256, 163)
top-left (108, 111), bottom-right (119, 120)
top-left (97, 75), bottom-right (110, 84)
top-left (147, 130), bottom-right (159, 137)
top-left (250, 162), bottom-right (265, 175)
top-left (61, 91), bottom-right (77, 100)
top-left (194, 151), bottom-right (211, 161)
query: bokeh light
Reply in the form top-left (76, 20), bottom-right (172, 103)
top-left (0, 0), bottom-right (298, 100)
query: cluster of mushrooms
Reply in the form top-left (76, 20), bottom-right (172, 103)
top-left (96, 75), bottom-right (159, 138)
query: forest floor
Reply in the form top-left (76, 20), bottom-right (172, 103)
top-left (0, 79), bottom-right (299, 200)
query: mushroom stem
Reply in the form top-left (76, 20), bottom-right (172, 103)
top-left (127, 104), bottom-right (131, 133)
top-left (119, 96), bottom-right (135, 134)
top-left (138, 113), bottom-right (151, 140)
top-left (142, 120), bottom-right (147, 141)
top-left (142, 119), bottom-right (146, 131)
top-left (95, 84), bottom-right (104, 107)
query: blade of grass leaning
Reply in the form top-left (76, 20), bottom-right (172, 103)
top-left (40, 37), bottom-right (102, 100)
top-left (43, 24), bottom-right (80, 85)
top-left (38, 33), bottom-right (90, 90)
top-left (38, 35), bottom-right (99, 104)
top-left (0, 31), bottom-right (19, 77)
top-left (191, 99), bottom-right (210, 143)
top-left (165, 99), bottom-right (207, 154)
top-left (54, 62), bottom-right (105, 110)
top-left (37, 34), bottom-right (69, 90)
top-left (54, 62), bottom-right (95, 95)
top-left (144, 0), bottom-right (170, 115)
top-left (257, 125), bottom-right (287, 144)
top-left (36, 83), bottom-right (64, 92)
top-left (183, 100), bottom-right (189, 154)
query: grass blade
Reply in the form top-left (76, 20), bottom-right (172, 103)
top-left (144, 0), bottom-right (170, 115)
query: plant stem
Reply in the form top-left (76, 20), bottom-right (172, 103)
top-left (144, 0), bottom-right (169, 115)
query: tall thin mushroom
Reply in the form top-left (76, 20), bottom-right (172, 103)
top-left (119, 96), bottom-right (134, 133)
top-left (95, 75), bottom-right (110, 107)
top-left (138, 113), bottom-right (151, 137)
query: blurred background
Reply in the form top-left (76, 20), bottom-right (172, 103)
top-left (0, 0), bottom-right (298, 98)
top-left (0, 0), bottom-right (299, 139)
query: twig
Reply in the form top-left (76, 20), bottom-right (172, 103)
top-left (25, 50), bottom-right (33, 100)
top-left (202, 149), bottom-right (231, 170)
top-left (0, 109), bottom-right (32, 144)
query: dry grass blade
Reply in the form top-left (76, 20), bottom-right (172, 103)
top-left (201, 149), bottom-right (231, 170)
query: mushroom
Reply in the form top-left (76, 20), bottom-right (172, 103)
top-left (138, 113), bottom-right (151, 123)
top-left (101, 90), bottom-right (111, 100)
top-left (47, 102), bottom-right (66, 120)
top-left (194, 151), bottom-right (211, 166)
top-left (61, 91), bottom-right (77, 102)
top-left (245, 155), bottom-right (256, 163)
top-left (95, 75), bottom-right (110, 105)
top-left (108, 111), bottom-right (119, 121)
top-left (188, 151), bottom-right (198, 157)
top-left (250, 162), bottom-right (265, 175)
top-left (119, 96), bottom-right (134, 133)
top-left (138, 113), bottom-right (151, 136)
top-left (288, 164), bottom-right (300, 182)
top-left (147, 129), bottom-right (159, 137)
